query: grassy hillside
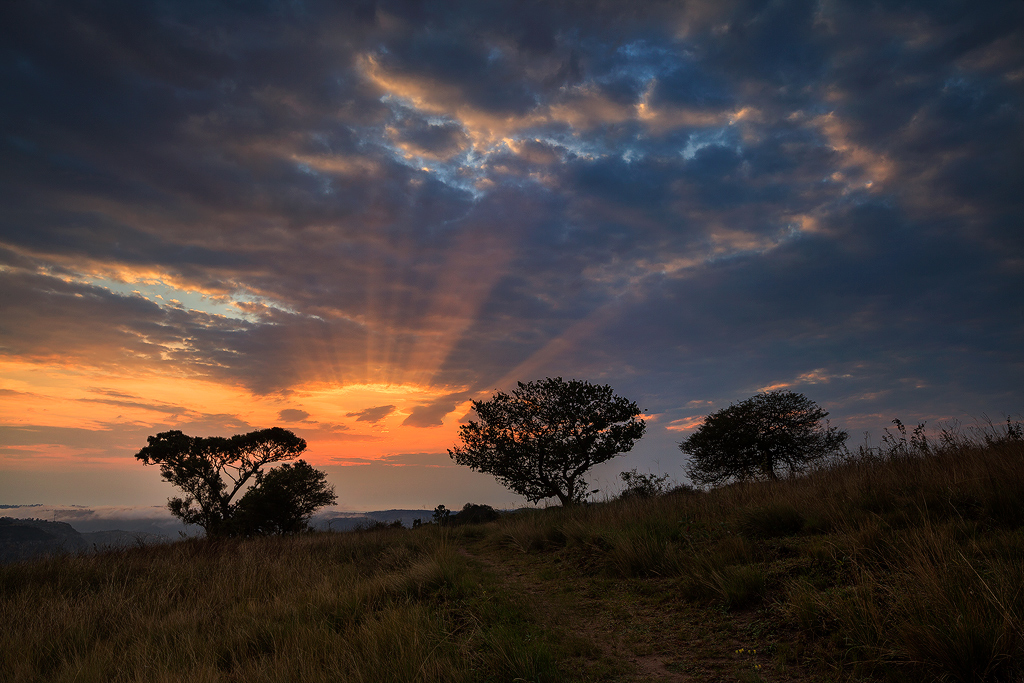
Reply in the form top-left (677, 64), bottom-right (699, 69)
top-left (2, 423), bottom-right (1022, 682)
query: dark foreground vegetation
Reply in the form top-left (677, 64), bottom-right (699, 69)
top-left (2, 423), bottom-right (1022, 682)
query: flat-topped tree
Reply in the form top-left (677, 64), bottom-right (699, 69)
top-left (449, 378), bottom-right (646, 506)
top-left (135, 427), bottom-right (331, 536)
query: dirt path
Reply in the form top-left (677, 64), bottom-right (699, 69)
top-left (459, 544), bottom-right (812, 682)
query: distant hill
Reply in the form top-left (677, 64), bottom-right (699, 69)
top-left (1, 508), bottom-right (445, 559)
top-left (0, 517), bottom-right (87, 563)
top-left (0, 517), bottom-right (171, 564)
top-left (313, 509), bottom-right (434, 531)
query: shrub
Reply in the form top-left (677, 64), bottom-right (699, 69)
top-left (451, 503), bottom-right (501, 526)
top-left (618, 469), bottom-right (672, 499)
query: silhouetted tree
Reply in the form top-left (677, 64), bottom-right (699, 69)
top-left (432, 505), bottom-right (451, 526)
top-left (680, 390), bottom-right (847, 487)
top-left (232, 460), bottom-right (336, 535)
top-left (449, 377), bottom-right (646, 506)
top-left (135, 428), bottom-right (332, 536)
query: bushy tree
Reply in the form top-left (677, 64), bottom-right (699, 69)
top-left (449, 377), bottom-right (646, 506)
top-left (232, 460), bottom-right (336, 535)
top-left (432, 505), bottom-right (451, 526)
top-left (680, 390), bottom-right (847, 487)
top-left (135, 428), bottom-right (333, 536)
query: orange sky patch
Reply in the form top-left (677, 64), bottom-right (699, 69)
top-left (0, 358), bottom-right (471, 469)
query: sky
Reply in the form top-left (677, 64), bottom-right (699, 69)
top-left (1, 0), bottom-right (1022, 512)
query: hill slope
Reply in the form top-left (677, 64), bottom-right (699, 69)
top-left (1, 426), bottom-right (1021, 682)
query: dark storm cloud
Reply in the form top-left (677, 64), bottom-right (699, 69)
top-left (648, 58), bottom-right (734, 109)
top-left (389, 116), bottom-right (470, 160)
top-left (0, 0), bottom-right (1021, 444)
top-left (372, 32), bottom-right (539, 116)
top-left (551, 198), bottom-right (1024, 429)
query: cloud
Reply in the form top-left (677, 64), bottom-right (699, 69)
top-left (664, 416), bottom-right (706, 433)
top-left (401, 393), bottom-right (468, 428)
top-left (345, 405), bottom-right (397, 423)
top-left (377, 452), bottom-right (456, 468)
top-left (278, 409), bottom-right (310, 422)
top-left (388, 115), bottom-right (471, 160)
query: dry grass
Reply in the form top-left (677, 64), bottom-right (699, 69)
top-left (485, 422), bottom-right (1024, 681)
top-left (0, 530), bottom-right (561, 683)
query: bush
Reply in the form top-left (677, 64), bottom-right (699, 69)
top-left (451, 503), bottom-right (501, 526)
top-left (618, 469), bottom-right (671, 499)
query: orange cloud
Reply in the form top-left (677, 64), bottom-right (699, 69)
top-left (758, 368), bottom-right (853, 393)
top-left (665, 415), bottom-right (706, 432)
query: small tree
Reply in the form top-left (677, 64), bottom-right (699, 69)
top-left (449, 377), bottom-right (646, 506)
top-left (680, 390), bottom-right (847, 487)
top-left (232, 460), bottom-right (336, 535)
top-left (432, 505), bottom-right (451, 526)
top-left (135, 427), bottom-right (333, 536)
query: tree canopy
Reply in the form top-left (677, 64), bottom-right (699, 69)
top-left (449, 377), bottom-right (646, 506)
top-left (680, 390), bottom-right (848, 487)
top-left (135, 427), bottom-right (334, 535)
